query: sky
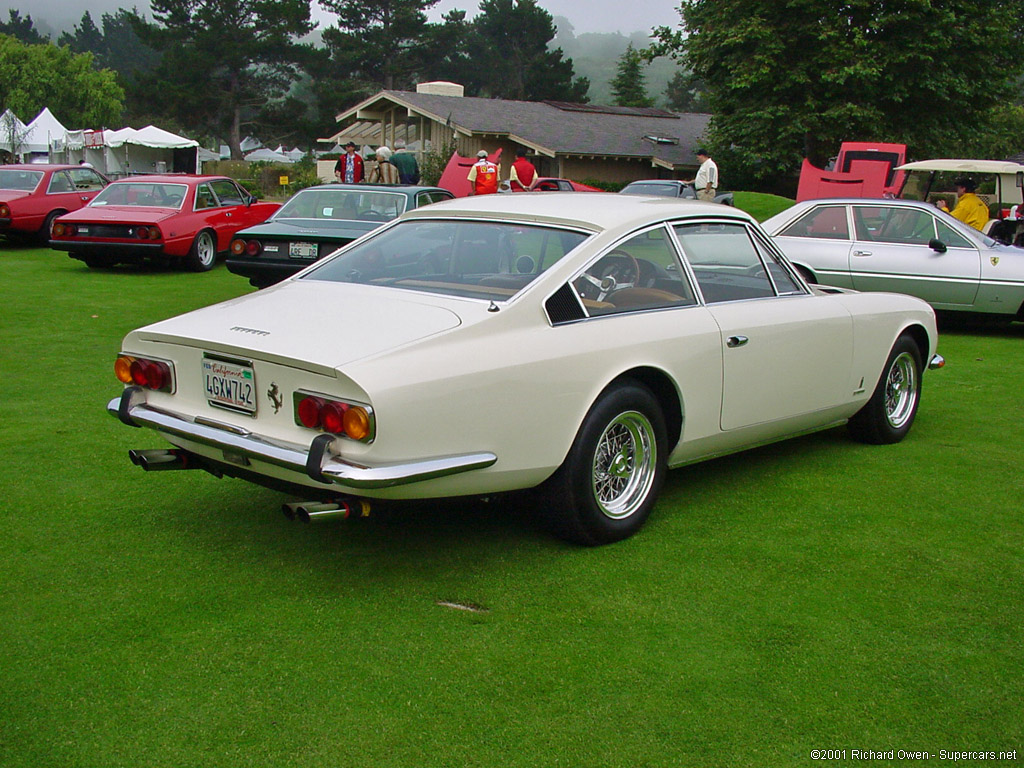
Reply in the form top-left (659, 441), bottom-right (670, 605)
top-left (1, 0), bottom-right (681, 37)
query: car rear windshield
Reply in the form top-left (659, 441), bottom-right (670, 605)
top-left (89, 183), bottom-right (188, 209)
top-left (302, 219), bottom-right (589, 301)
top-left (276, 189), bottom-right (407, 222)
top-left (0, 169), bottom-right (43, 192)
top-left (623, 183), bottom-right (681, 196)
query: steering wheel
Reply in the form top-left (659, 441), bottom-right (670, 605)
top-left (580, 250), bottom-right (640, 301)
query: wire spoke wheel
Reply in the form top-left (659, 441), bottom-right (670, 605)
top-left (591, 410), bottom-right (657, 520)
top-left (884, 351), bottom-right (918, 429)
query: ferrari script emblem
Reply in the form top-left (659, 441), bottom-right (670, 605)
top-left (267, 382), bottom-right (283, 414)
top-left (991, 256), bottom-right (1000, 267)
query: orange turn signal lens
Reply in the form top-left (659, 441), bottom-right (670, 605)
top-left (114, 355), bottom-right (135, 383)
top-left (343, 407), bottom-right (371, 441)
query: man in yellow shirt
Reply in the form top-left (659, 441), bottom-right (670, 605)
top-left (937, 178), bottom-right (989, 231)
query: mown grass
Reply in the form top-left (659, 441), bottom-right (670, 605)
top-left (734, 190), bottom-right (795, 221)
top-left (1, 243), bottom-right (1022, 767)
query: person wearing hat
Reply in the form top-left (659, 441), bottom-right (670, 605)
top-left (936, 178), bottom-right (989, 231)
top-left (467, 149), bottom-right (499, 195)
top-left (685, 148), bottom-right (718, 202)
top-left (508, 147), bottom-right (538, 191)
top-left (334, 141), bottom-right (364, 184)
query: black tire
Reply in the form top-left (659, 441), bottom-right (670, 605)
top-left (39, 210), bottom-right (65, 244)
top-left (848, 334), bottom-right (923, 444)
top-left (185, 229), bottom-right (217, 272)
top-left (541, 380), bottom-right (668, 546)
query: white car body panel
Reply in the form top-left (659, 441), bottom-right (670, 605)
top-left (112, 194), bottom-right (940, 503)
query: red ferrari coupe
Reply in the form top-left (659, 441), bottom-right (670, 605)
top-left (0, 164), bottom-right (109, 243)
top-left (50, 175), bottom-right (280, 271)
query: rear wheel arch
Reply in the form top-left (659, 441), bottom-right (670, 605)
top-left (609, 367), bottom-right (683, 451)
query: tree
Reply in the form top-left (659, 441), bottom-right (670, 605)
top-left (472, 0), bottom-right (588, 102)
top-left (664, 69), bottom-right (708, 113)
top-left (320, 0), bottom-right (438, 92)
top-left (610, 43), bottom-right (653, 108)
top-left (0, 10), bottom-right (48, 45)
top-left (0, 34), bottom-right (123, 128)
top-left (136, 0), bottom-right (315, 158)
top-left (648, 0), bottom-right (1024, 189)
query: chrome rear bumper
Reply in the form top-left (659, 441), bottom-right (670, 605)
top-left (108, 387), bottom-right (497, 490)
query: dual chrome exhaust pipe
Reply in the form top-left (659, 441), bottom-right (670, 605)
top-left (281, 498), bottom-right (371, 524)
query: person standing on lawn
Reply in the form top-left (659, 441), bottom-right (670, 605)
top-left (508, 148), bottom-right (538, 192)
top-left (685, 148), bottom-right (718, 202)
top-left (467, 150), bottom-right (499, 195)
top-left (333, 142), bottom-right (364, 184)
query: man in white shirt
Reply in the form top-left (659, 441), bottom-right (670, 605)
top-left (686, 149), bottom-right (718, 202)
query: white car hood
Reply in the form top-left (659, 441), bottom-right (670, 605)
top-left (134, 280), bottom-right (463, 372)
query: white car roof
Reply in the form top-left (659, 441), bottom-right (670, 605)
top-left (402, 191), bottom-right (752, 233)
top-left (897, 159), bottom-right (1024, 174)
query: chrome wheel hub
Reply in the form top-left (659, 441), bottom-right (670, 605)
top-left (592, 411), bottom-right (657, 520)
top-left (885, 352), bottom-right (918, 429)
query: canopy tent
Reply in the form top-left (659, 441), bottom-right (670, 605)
top-left (23, 108), bottom-right (68, 158)
top-left (58, 125), bottom-right (200, 177)
top-left (244, 147), bottom-right (293, 163)
top-left (0, 109), bottom-right (29, 159)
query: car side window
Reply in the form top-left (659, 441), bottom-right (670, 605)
top-left (779, 205), bottom-right (849, 240)
top-left (209, 179), bottom-right (244, 206)
top-left (572, 227), bottom-right (697, 316)
top-left (47, 171), bottom-right (74, 194)
top-left (935, 219), bottom-right (974, 249)
top-left (854, 206), bottom-right (936, 245)
top-left (68, 168), bottom-right (106, 191)
top-left (673, 222), bottom-right (776, 303)
top-left (195, 184), bottom-right (217, 210)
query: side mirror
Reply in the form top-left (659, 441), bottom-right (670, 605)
top-left (929, 238), bottom-right (947, 254)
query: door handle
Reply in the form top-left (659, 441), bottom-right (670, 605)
top-left (726, 335), bottom-right (748, 348)
top-left (852, 249), bottom-right (873, 257)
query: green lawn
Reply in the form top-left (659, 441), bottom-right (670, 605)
top-left (1, 244), bottom-right (1022, 767)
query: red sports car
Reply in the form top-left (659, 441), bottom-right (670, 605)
top-left (50, 175), bottom-right (280, 271)
top-left (0, 164), bottom-right (110, 243)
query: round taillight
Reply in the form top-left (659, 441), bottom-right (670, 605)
top-left (321, 401), bottom-right (348, 434)
top-left (129, 359), bottom-right (149, 386)
top-left (148, 226), bottom-right (161, 240)
top-left (297, 397), bottom-right (324, 428)
top-left (114, 355), bottom-right (134, 383)
top-left (144, 361), bottom-right (169, 390)
top-left (0, 203), bottom-right (10, 218)
top-left (52, 222), bottom-right (65, 237)
top-left (245, 240), bottom-right (261, 257)
top-left (135, 226), bottom-right (150, 240)
top-left (343, 407), bottom-right (371, 441)
top-left (230, 239), bottom-right (245, 256)
top-left (65, 224), bottom-right (77, 237)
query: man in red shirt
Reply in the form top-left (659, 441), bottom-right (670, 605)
top-left (467, 150), bottom-right (498, 195)
top-left (509, 147), bottom-right (537, 191)
top-left (334, 142), bottom-right (364, 184)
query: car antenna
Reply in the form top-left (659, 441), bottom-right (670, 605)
top-left (487, 301), bottom-right (500, 312)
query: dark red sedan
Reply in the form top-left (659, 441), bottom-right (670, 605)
top-left (0, 164), bottom-right (109, 243)
top-left (50, 175), bottom-right (280, 271)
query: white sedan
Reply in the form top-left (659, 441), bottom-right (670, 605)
top-left (109, 194), bottom-right (943, 545)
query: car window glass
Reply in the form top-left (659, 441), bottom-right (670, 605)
top-left (571, 227), bottom-right (697, 316)
top-left (304, 219), bottom-right (588, 301)
top-left (780, 205), bottom-right (849, 240)
top-left (854, 206), bottom-right (936, 245)
top-left (68, 168), bottom-right (106, 191)
top-left (209, 179), bottom-right (244, 206)
top-left (47, 171), bottom-right (73, 194)
top-left (935, 219), bottom-right (974, 249)
top-left (195, 184), bottom-right (217, 210)
top-left (751, 230), bottom-right (803, 294)
top-left (0, 169), bottom-right (43, 191)
top-left (673, 222), bottom-right (776, 302)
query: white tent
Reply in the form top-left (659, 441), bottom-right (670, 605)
top-left (59, 125), bottom-right (200, 177)
top-left (23, 108), bottom-right (67, 158)
top-left (244, 147), bottom-right (293, 163)
top-left (0, 109), bottom-right (29, 159)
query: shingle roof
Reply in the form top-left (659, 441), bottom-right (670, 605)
top-left (337, 90), bottom-right (711, 168)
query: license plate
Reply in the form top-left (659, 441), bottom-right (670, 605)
top-left (202, 356), bottom-right (256, 414)
top-left (289, 241), bottom-right (317, 259)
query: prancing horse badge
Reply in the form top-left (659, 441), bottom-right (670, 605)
top-left (267, 382), bottom-right (283, 414)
